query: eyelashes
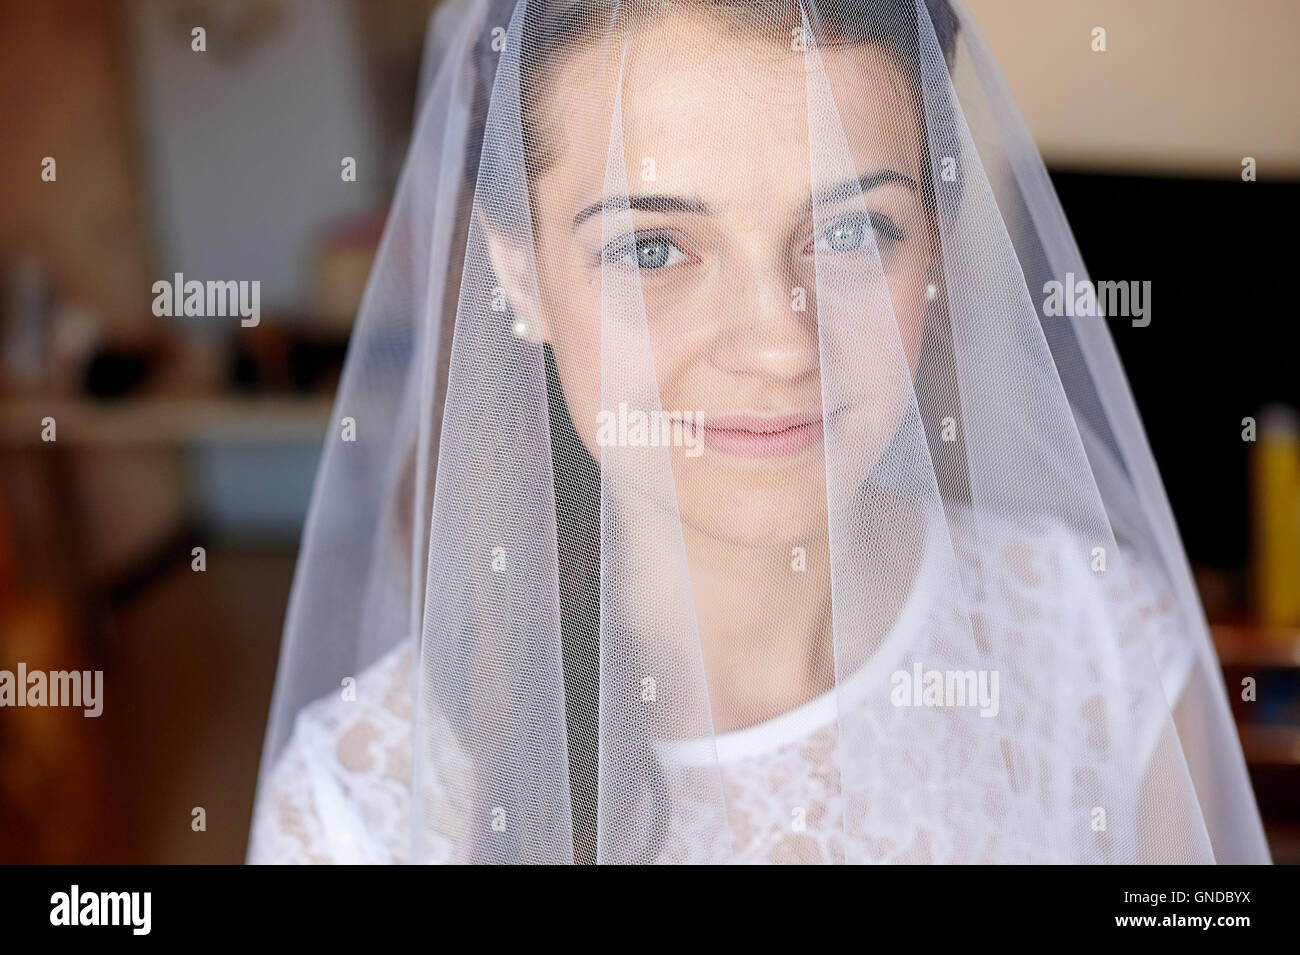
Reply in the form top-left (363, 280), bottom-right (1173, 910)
top-left (599, 230), bottom-right (689, 270)
top-left (596, 211), bottom-right (904, 271)
top-left (810, 211), bottom-right (903, 255)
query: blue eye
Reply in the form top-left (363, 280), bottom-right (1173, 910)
top-left (602, 233), bottom-right (687, 270)
top-left (635, 236), bottom-right (673, 268)
top-left (814, 212), bottom-right (903, 254)
top-left (825, 220), bottom-right (866, 252)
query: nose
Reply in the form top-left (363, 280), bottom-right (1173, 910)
top-left (708, 252), bottom-right (819, 380)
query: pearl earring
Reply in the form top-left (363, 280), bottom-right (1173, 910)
top-left (512, 320), bottom-right (529, 338)
top-left (925, 283), bottom-right (938, 302)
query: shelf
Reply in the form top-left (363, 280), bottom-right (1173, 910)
top-left (0, 395), bottom-right (334, 446)
top-left (1211, 624), bottom-right (1300, 668)
top-left (1239, 725), bottom-right (1300, 767)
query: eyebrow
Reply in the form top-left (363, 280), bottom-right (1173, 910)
top-left (810, 169), bottom-right (919, 208)
top-left (571, 194), bottom-right (712, 229)
top-left (570, 168), bottom-right (917, 230)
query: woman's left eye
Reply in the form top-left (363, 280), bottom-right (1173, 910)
top-left (813, 213), bottom-right (902, 254)
top-left (602, 233), bottom-right (688, 270)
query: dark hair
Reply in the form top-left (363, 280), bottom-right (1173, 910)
top-left (466, 0), bottom-right (963, 206)
top-left (457, 0), bottom-right (963, 862)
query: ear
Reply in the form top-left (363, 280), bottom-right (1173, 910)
top-left (476, 204), bottom-right (548, 343)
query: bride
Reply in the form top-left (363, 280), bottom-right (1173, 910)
top-left (246, 0), bottom-right (1270, 864)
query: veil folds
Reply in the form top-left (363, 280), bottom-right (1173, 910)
top-left (248, 0), bottom-right (1270, 864)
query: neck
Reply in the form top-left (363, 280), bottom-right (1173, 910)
top-left (680, 523), bottom-right (836, 733)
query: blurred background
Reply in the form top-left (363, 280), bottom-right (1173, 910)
top-left (0, 0), bottom-right (1297, 863)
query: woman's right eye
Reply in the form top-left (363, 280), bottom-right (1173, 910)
top-left (602, 233), bottom-right (688, 270)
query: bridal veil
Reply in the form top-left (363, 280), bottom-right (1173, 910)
top-left (248, 0), bottom-right (1270, 864)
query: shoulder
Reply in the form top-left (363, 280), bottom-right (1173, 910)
top-left (247, 639), bottom-right (421, 864)
top-left (945, 504), bottom-right (1196, 752)
top-left (948, 503), bottom-right (1190, 639)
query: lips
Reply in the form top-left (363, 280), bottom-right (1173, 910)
top-left (700, 410), bottom-right (826, 458)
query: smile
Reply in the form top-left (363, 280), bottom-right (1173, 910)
top-left (700, 410), bottom-right (828, 459)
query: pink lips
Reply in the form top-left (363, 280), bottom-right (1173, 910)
top-left (701, 411), bottom-right (826, 458)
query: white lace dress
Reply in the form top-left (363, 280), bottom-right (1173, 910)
top-left (247, 511), bottom-right (1197, 864)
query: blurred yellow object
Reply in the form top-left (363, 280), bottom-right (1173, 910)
top-left (1251, 405), bottom-right (1300, 631)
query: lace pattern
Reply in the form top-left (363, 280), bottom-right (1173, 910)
top-left (247, 512), bottom-right (1196, 864)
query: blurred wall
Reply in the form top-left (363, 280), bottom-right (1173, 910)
top-left (0, 0), bottom-right (154, 332)
top-left (967, 0), bottom-right (1300, 177)
top-left (123, 0), bottom-right (384, 312)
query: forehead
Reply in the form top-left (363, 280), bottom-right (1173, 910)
top-left (536, 11), bottom-right (924, 207)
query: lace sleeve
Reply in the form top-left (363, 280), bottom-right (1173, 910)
top-left (1110, 547), bottom-right (1197, 708)
top-left (246, 639), bottom-right (418, 864)
top-left (1100, 551), bottom-right (1221, 862)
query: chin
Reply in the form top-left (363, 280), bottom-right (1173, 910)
top-left (674, 463), bottom-right (830, 550)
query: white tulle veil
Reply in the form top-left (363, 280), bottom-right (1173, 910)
top-left (249, 0), bottom-right (1270, 864)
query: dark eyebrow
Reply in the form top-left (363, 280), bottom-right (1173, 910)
top-left (810, 169), bottom-right (918, 209)
top-left (569, 171), bottom-right (913, 229)
top-left (571, 193), bottom-right (713, 229)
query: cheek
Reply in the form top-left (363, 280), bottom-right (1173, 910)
top-left (540, 252), bottom-right (704, 454)
top-left (882, 243), bottom-right (931, 373)
top-left (889, 278), bottom-right (928, 374)
top-left (798, 247), bottom-right (929, 373)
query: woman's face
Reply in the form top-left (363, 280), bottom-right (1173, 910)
top-left (502, 12), bottom-right (935, 548)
